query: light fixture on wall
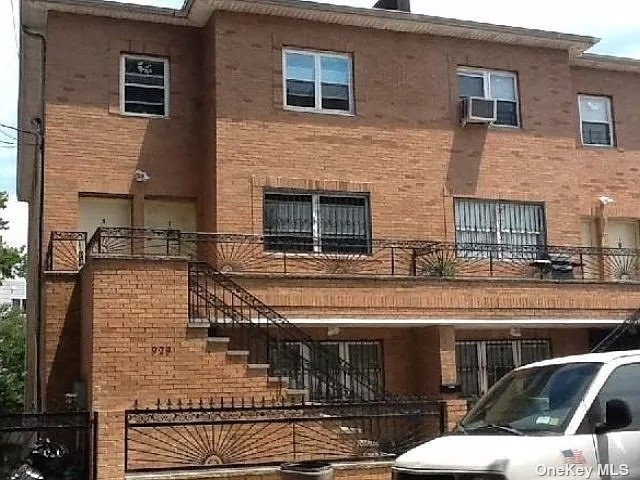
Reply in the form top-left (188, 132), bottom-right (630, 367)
top-left (134, 169), bottom-right (150, 183)
top-left (510, 327), bottom-right (522, 338)
top-left (598, 195), bottom-right (615, 206)
top-left (328, 326), bottom-right (341, 337)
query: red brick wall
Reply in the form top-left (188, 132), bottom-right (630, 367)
top-left (210, 12), bottom-right (640, 246)
top-left (42, 272), bottom-right (82, 408)
top-left (235, 275), bottom-right (640, 319)
top-left (43, 12), bottom-right (202, 241)
top-left (81, 257), bottom-right (285, 479)
top-left (41, 10), bottom-right (640, 246)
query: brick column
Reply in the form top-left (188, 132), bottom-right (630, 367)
top-left (442, 399), bottom-right (468, 432)
top-left (413, 326), bottom-right (457, 397)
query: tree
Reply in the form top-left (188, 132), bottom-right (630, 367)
top-left (0, 308), bottom-right (26, 411)
top-left (0, 191), bottom-right (27, 411)
top-left (0, 192), bottom-right (25, 278)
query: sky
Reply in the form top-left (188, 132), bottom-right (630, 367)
top-left (1, 0), bottom-right (640, 250)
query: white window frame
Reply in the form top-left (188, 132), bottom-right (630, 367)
top-left (454, 198), bottom-right (546, 259)
top-left (578, 94), bottom-right (614, 147)
top-left (457, 67), bottom-right (520, 128)
top-left (120, 54), bottom-right (170, 119)
top-left (282, 48), bottom-right (355, 116)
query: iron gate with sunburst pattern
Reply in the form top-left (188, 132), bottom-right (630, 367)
top-left (124, 398), bottom-right (444, 472)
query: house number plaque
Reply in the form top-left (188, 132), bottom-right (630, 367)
top-left (151, 346), bottom-right (172, 356)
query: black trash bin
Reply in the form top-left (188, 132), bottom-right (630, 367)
top-left (280, 461), bottom-right (334, 480)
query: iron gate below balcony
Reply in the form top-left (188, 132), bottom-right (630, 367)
top-left (0, 411), bottom-right (94, 479)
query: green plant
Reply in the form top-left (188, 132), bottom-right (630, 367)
top-left (0, 307), bottom-right (26, 411)
top-left (424, 255), bottom-right (457, 277)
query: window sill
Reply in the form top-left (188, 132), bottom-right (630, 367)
top-left (488, 123), bottom-right (521, 131)
top-left (579, 143), bottom-right (616, 150)
top-left (283, 105), bottom-right (355, 117)
top-left (119, 111), bottom-right (170, 120)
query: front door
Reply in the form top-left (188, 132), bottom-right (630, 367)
top-left (143, 199), bottom-right (197, 255)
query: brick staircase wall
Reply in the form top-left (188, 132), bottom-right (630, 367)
top-left (79, 257), bottom-right (296, 480)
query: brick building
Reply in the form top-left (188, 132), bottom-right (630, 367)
top-left (16, 0), bottom-right (640, 478)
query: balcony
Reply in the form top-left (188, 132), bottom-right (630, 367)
top-left (47, 228), bottom-right (640, 284)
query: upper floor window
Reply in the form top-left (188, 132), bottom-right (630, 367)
top-left (264, 190), bottom-right (370, 254)
top-left (454, 198), bottom-right (546, 257)
top-left (578, 95), bottom-right (614, 147)
top-left (283, 49), bottom-right (354, 114)
top-left (120, 55), bottom-right (169, 117)
top-left (457, 68), bottom-right (519, 127)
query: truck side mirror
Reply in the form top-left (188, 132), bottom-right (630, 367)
top-left (595, 399), bottom-right (632, 434)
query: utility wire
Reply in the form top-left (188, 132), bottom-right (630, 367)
top-left (0, 123), bottom-right (39, 136)
top-left (0, 140), bottom-right (16, 146)
top-left (0, 128), bottom-right (17, 141)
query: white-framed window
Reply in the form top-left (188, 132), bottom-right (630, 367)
top-left (456, 339), bottom-right (552, 398)
top-left (270, 340), bottom-right (383, 401)
top-left (457, 67), bottom-right (520, 127)
top-left (283, 49), bottom-right (354, 115)
top-left (578, 95), bottom-right (614, 147)
top-left (264, 190), bottom-right (371, 254)
top-left (120, 54), bottom-right (170, 118)
top-left (454, 198), bottom-right (546, 257)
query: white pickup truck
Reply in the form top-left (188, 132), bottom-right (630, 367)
top-left (393, 350), bottom-right (640, 480)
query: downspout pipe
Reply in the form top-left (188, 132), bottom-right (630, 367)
top-left (22, 26), bottom-right (46, 413)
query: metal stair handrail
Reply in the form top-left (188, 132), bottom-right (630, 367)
top-left (591, 308), bottom-right (640, 353)
top-left (189, 261), bottom-right (385, 402)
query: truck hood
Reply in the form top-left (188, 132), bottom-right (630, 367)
top-left (395, 434), bottom-right (558, 472)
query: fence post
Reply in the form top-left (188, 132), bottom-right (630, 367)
top-left (391, 247), bottom-right (395, 276)
top-left (92, 412), bottom-right (99, 480)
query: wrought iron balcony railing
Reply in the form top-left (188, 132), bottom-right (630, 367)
top-left (47, 227), bottom-right (640, 283)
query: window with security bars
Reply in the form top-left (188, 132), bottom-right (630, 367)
top-left (456, 339), bottom-right (551, 398)
top-left (121, 55), bottom-right (169, 117)
top-left (454, 198), bottom-right (546, 258)
top-left (263, 191), bottom-right (371, 254)
top-left (269, 341), bottom-right (383, 401)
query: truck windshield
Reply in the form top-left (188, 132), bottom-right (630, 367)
top-left (460, 362), bottom-right (602, 435)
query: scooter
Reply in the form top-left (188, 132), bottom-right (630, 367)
top-left (9, 437), bottom-right (69, 480)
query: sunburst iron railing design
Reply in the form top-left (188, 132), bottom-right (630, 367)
top-left (124, 398), bottom-right (443, 472)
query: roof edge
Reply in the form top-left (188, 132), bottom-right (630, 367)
top-left (572, 53), bottom-right (640, 73)
top-left (24, 0), bottom-right (599, 53)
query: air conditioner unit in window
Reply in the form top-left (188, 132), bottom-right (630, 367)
top-left (460, 96), bottom-right (497, 126)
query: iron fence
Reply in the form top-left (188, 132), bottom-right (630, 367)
top-left (124, 397), bottom-right (444, 473)
top-left (46, 231), bottom-right (87, 271)
top-left (47, 227), bottom-right (640, 283)
top-left (0, 411), bottom-right (94, 479)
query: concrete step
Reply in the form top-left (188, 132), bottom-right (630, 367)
top-left (246, 363), bottom-right (270, 371)
top-left (268, 376), bottom-right (290, 385)
top-left (285, 388), bottom-right (308, 400)
top-left (187, 321), bottom-right (210, 330)
top-left (226, 350), bottom-right (251, 359)
top-left (205, 337), bottom-right (230, 352)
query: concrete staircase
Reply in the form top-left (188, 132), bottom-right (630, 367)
top-left (186, 320), bottom-right (309, 402)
